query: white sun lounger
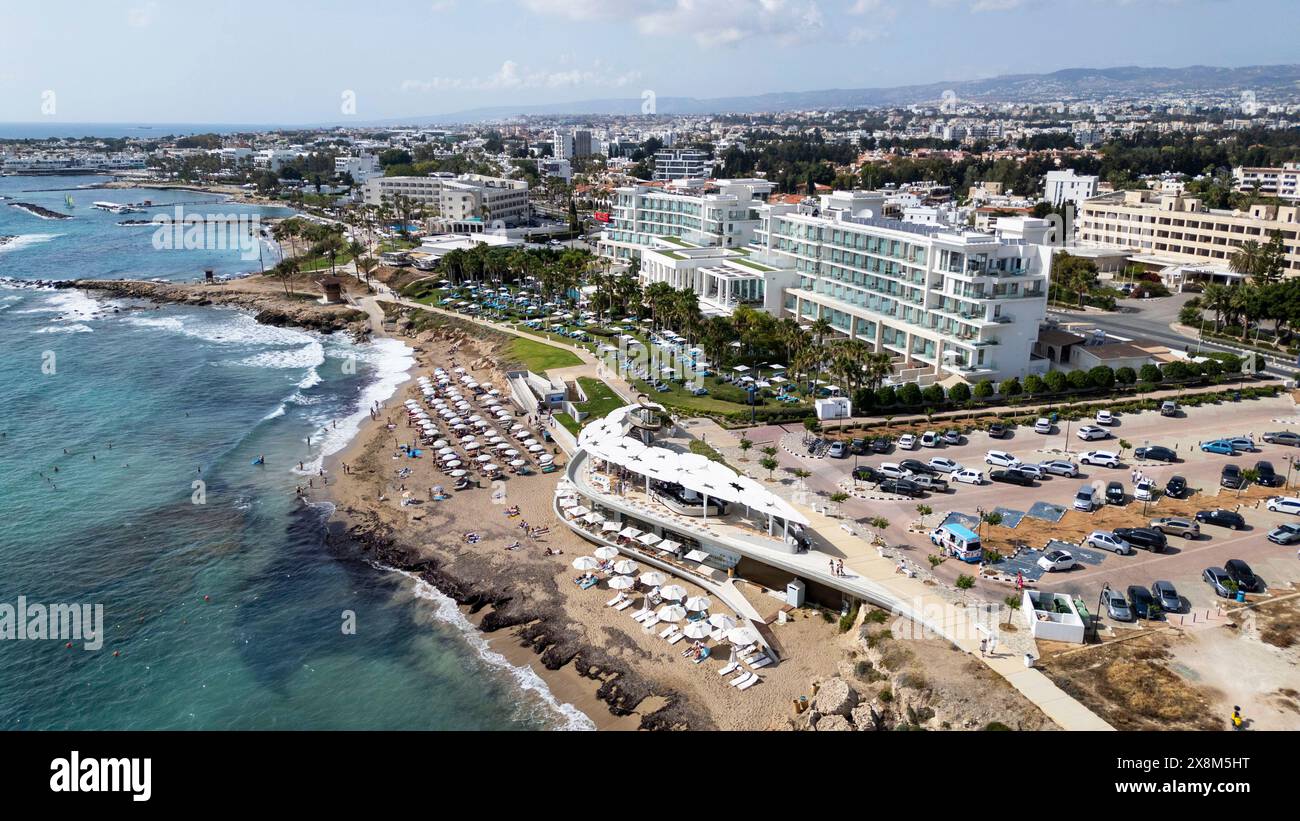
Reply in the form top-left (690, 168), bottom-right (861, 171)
top-left (658, 625), bottom-right (678, 639)
top-left (614, 598), bottom-right (634, 611)
top-left (748, 656), bottom-right (772, 670)
top-left (717, 661), bottom-right (739, 676)
top-left (631, 608), bottom-right (652, 621)
top-left (606, 595), bottom-right (624, 607)
top-left (737, 673), bottom-right (761, 690)
top-left (666, 632), bottom-right (686, 645)
top-left (730, 671), bottom-right (754, 688)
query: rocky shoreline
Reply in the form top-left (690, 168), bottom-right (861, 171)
top-left (8, 201), bottom-right (73, 220)
top-left (63, 278), bottom-right (372, 339)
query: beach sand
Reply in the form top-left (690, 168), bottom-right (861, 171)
top-left (319, 324), bottom-right (852, 730)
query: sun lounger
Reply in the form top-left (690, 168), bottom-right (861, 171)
top-left (666, 632), bottom-right (686, 645)
top-left (730, 671), bottom-right (754, 688)
top-left (658, 625), bottom-right (678, 639)
top-left (718, 661), bottom-right (739, 676)
top-left (737, 673), bottom-right (761, 690)
top-left (614, 599), bottom-right (634, 611)
top-left (631, 609), bottom-right (652, 622)
top-left (606, 595), bottom-right (624, 607)
top-left (748, 656), bottom-right (772, 670)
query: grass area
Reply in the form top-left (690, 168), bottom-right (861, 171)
top-left (557, 376), bottom-right (626, 436)
top-left (503, 337), bottom-right (582, 372)
top-left (731, 257), bottom-right (774, 272)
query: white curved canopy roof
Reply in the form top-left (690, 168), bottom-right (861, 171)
top-left (578, 405), bottom-right (808, 526)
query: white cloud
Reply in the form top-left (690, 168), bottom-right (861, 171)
top-left (402, 59), bottom-right (643, 93)
top-left (518, 0), bottom-right (828, 47)
top-left (127, 1), bottom-right (160, 28)
top-left (430, 0), bottom-right (456, 11)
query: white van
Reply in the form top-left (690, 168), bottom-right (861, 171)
top-left (929, 523), bottom-right (983, 563)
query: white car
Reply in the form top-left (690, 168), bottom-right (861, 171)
top-left (928, 457), bottom-right (963, 474)
top-left (985, 450), bottom-right (1020, 468)
top-left (920, 431), bottom-right (940, 448)
top-left (1037, 550), bottom-right (1077, 572)
top-left (897, 434), bottom-right (917, 450)
top-left (1134, 478), bottom-right (1156, 501)
top-left (1085, 530), bottom-right (1133, 555)
top-left (1096, 410), bottom-right (1116, 426)
top-left (1033, 417), bottom-right (1053, 434)
top-left (1079, 450), bottom-right (1121, 468)
top-left (877, 462), bottom-right (911, 480)
top-left (953, 469), bottom-right (984, 485)
top-left (1266, 496), bottom-right (1300, 515)
top-left (1077, 425), bottom-right (1109, 441)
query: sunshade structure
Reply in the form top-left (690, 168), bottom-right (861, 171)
top-left (607, 575), bottom-right (636, 590)
top-left (612, 559), bottom-right (639, 575)
top-left (682, 621), bottom-right (713, 640)
top-left (639, 571), bottom-right (666, 587)
top-left (707, 614), bottom-right (737, 631)
top-left (684, 595), bottom-right (712, 612)
top-left (572, 556), bottom-right (600, 571)
top-left (659, 584), bottom-right (687, 601)
top-left (656, 605), bottom-right (687, 623)
top-left (593, 546), bottom-right (619, 561)
top-left (726, 627), bottom-right (759, 647)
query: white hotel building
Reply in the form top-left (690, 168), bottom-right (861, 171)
top-left (598, 179), bottom-right (774, 262)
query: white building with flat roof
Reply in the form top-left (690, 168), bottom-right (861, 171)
top-left (363, 173), bottom-right (529, 226)
top-left (653, 148), bottom-right (710, 181)
top-left (637, 241), bottom-right (798, 317)
top-left (1044, 170), bottom-right (1098, 208)
top-left (598, 178), bottom-right (774, 261)
top-left (1234, 162), bottom-right (1299, 201)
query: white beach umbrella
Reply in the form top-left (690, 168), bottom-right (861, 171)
top-left (726, 627), bottom-right (759, 647)
top-left (612, 559), bottom-right (639, 575)
top-left (464, 442), bottom-right (481, 451)
top-left (445, 460), bottom-right (462, 469)
top-left (449, 469), bottom-right (467, 477)
top-left (510, 459), bottom-right (527, 468)
top-left (528, 444), bottom-right (544, 453)
top-left (656, 605), bottom-right (687, 623)
top-left (684, 595), bottom-right (712, 612)
top-left (593, 546), bottom-right (619, 560)
top-left (572, 556), bottom-right (600, 571)
top-left (639, 571), bottom-right (666, 587)
top-left (682, 621), bottom-right (712, 640)
top-left (476, 454), bottom-right (492, 463)
top-left (438, 447), bottom-right (455, 455)
top-left (432, 440), bottom-right (448, 448)
top-left (707, 614), bottom-right (737, 631)
top-left (659, 584), bottom-right (688, 601)
top-left (608, 575), bottom-right (635, 590)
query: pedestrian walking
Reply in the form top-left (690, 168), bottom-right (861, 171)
top-left (979, 638), bottom-right (987, 657)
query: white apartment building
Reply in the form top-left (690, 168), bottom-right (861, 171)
top-left (253, 149), bottom-right (299, 173)
top-left (1233, 162), bottom-right (1299, 201)
top-left (1078, 190), bottom-right (1300, 276)
top-left (553, 130), bottom-right (574, 161)
top-left (750, 195), bottom-right (1053, 382)
top-left (363, 173), bottom-right (530, 226)
top-left (598, 178), bottom-right (774, 261)
top-left (637, 242), bottom-right (798, 317)
top-left (1044, 170), bottom-right (1099, 208)
top-left (334, 154), bottom-right (380, 184)
top-left (653, 148), bottom-right (710, 181)
top-left (537, 157), bottom-right (572, 182)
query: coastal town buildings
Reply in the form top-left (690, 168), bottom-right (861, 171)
top-left (363, 173), bottom-right (530, 228)
top-left (1233, 161), bottom-right (1300, 200)
top-left (1044, 169), bottom-right (1099, 207)
top-left (598, 178), bottom-right (774, 260)
top-left (653, 148), bottom-right (711, 181)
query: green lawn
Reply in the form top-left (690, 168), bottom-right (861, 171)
top-left (504, 337), bottom-right (582, 372)
top-left (575, 377), bottom-right (625, 418)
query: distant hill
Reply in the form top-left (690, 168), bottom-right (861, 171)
top-left (384, 64), bottom-right (1300, 124)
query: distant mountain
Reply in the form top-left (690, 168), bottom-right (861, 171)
top-left (385, 64), bottom-right (1300, 124)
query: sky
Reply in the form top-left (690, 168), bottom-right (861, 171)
top-left (0, 0), bottom-right (1296, 124)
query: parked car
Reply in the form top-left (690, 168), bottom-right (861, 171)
top-left (827, 441), bottom-right (847, 459)
top-left (1040, 459), bottom-right (1079, 477)
top-left (1220, 464), bottom-right (1244, 490)
top-left (1015, 464), bottom-right (1045, 481)
top-left (1262, 431), bottom-right (1300, 446)
top-left (953, 469), bottom-right (984, 485)
top-left (1114, 527), bottom-right (1167, 552)
top-left (899, 459), bottom-right (937, 476)
top-left (1203, 567), bottom-right (1234, 598)
top-left (849, 438), bottom-right (868, 456)
top-left (877, 462), bottom-right (911, 480)
top-left (1134, 478), bottom-right (1156, 501)
top-left (879, 478), bottom-right (924, 498)
top-left (1134, 445), bottom-right (1178, 462)
top-left (1160, 401), bottom-right (1179, 417)
top-left (688, 386), bottom-right (709, 396)
top-left (1096, 410), bottom-right (1116, 426)
top-left (1079, 450), bottom-right (1120, 468)
top-left (1086, 530), bottom-right (1133, 555)
top-left (990, 469), bottom-right (1034, 487)
top-left (988, 421), bottom-right (1009, 439)
top-left (1077, 425), bottom-right (1109, 441)
top-left (1165, 475), bottom-right (1188, 499)
top-left (1104, 589), bottom-right (1134, 621)
top-left (1033, 417), bottom-right (1053, 435)
top-left (1105, 481), bottom-right (1125, 505)
top-left (941, 429), bottom-right (964, 446)
top-left (919, 431), bottom-right (939, 448)
top-left (1126, 586), bottom-right (1160, 619)
top-left (1195, 509), bottom-right (1246, 530)
top-left (1200, 439), bottom-right (1238, 455)
top-left (806, 438), bottom-right (823, 455)
top-left (1152, 580), bottom-right (1181, 613)
top-left (910, 474), bottom-right (950, 493)
top-left (1255, 461), bottom-right (1283, 487)
top-left (1266, 496), bottom-right (1300, 514)
top-left (1268, 522), bottom-right (1300, 545)
top-left (897, 434), bottom-right (917, 450)
top-left (869, 437), bottom-right (892, 454)
top-left (927, 456), bottom-right (963, 474)
top-left (1074, 484), bottom-right (1099, 512)
top-left (1227, 437), bottom-right (1256, 453)
top-left (1151, 517), bottom-right (1200, 539)
top-left (852, 465), bottom-right (882, 483)
top-left (1224, 559), bottom-right (1261, 592)
top-left (1037, 550), bottom-right (1077, 572)
top-left (985, 450), bottom-right (1020, 468)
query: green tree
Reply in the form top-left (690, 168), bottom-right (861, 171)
top-left (1044, 370), bottom-right (1067, 393)
top-left (1022, 374), bottom-right (1045, 396)
top-left (973, 379), bottom-right (995, 400)
top-left (759, 456), bottom-right (779, 480)
top-left (998, 377), bottom-right (1022, 397)
top-left (1087, 366), bottom-right (1116, 390)
top-left (948, 382), bottom-right (971, 403)
top-left (1114, 366), bottom-right (1137, 385)
top-left (897, 382), bottom-right (923, 407)
top-left (1138, 364), bottom-right (1163, 384)
top-left (738, 438), bottom-right (753, 461)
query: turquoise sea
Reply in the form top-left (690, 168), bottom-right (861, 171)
top-left (0, 175), bottom-right (590, 730)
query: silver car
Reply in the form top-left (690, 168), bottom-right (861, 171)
top-left (1040, 459), bottom-right (1079, 477)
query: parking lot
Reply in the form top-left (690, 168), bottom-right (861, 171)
top-left (758, 393), bottom-right (1300, 629)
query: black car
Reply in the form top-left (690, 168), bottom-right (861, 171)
top-left (879, 478), bottom-right (924, 498)
top-left (1263, 431), bottom-right (1300, 447)
top-left (1126, 585), bottom-right (1161, 620)
top-left (1224, 559), bottom-right (1261, 592)
top-left (1196, 509), bottom-right (1246, 530)
top-left (849, 438), bottom-right (868, 456)
top-left (1220, 464), bottom-right (1244, 490)
top-left (988, 422), bottom-right (1009, 439)
top-left (1105, 481), bottom-right (1125, 505)
top-left (990, 469), bottom-right (1033, 487)
top-left (852, 465), bottom-right (882, 483)
top-left (899, 459), bottom-right (938, 476)
top-left (806, 438), bottom-right (823, 455)
top-left (1134, 445), bottom-right (1178, 463)
top-left (1114, 527), bottom-right (1168, 552)
top-left (1255, 461), bottom-right (1283, 488)
top-left (1164, 475), bottom-right (1188, 499)
top-left (869, 437), bottom-right (892, 454)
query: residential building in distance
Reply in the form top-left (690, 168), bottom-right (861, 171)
top-left (537, 157), bottom-right (573, 182)
top-left (598, 178), bottom-right (774, 260)
top-left (553, 129), bottom-right (574, 161)
top-left (334, 154), bottom-right (380, 184)
top-left (749, 192), bottom-right (1054, 383)
top-left (573, 129), bottom-right (593, 159)
top-left (653, 147), bottom-right (710, 181)
top-left (1044, 169), bottom-right (1098, 208)
top-left (1233, 162), bottom-right (1299, 200)
top-left (1077, 190), bottom-right (1300, 276)
top-left (363, 173), bottom-right (530, 228)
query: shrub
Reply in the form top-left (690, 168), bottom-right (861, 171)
top-left (973, 379), bottom-right (995, 399)
top-left (998, 377), bottom-right (1022, 397)
top-left (897, 382), bottom-right (923, 407)
top-left (1138, 364), bottom-right (1162, 383)
top-left (1067, 370), bottom-right (1090, 390)
top-left (1115, 366), bottom-right (1136, 385)
top-left (922, 383), bottom-right (946, 404)
top-left (839, 604), bottom-right (860, 633)
top-left (956, 575), bottom-right (975, 590)
top-left (1044, 370), bottom-right (1067, 393)
top-left (1087, 366), bottom-right (1115, 390)
top-left (1022, 374), bottom-right (1045, 395)
top-left (875, 385), bottom-right (897, 407)
top-left (948, 382), bottom-right (971, 403)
